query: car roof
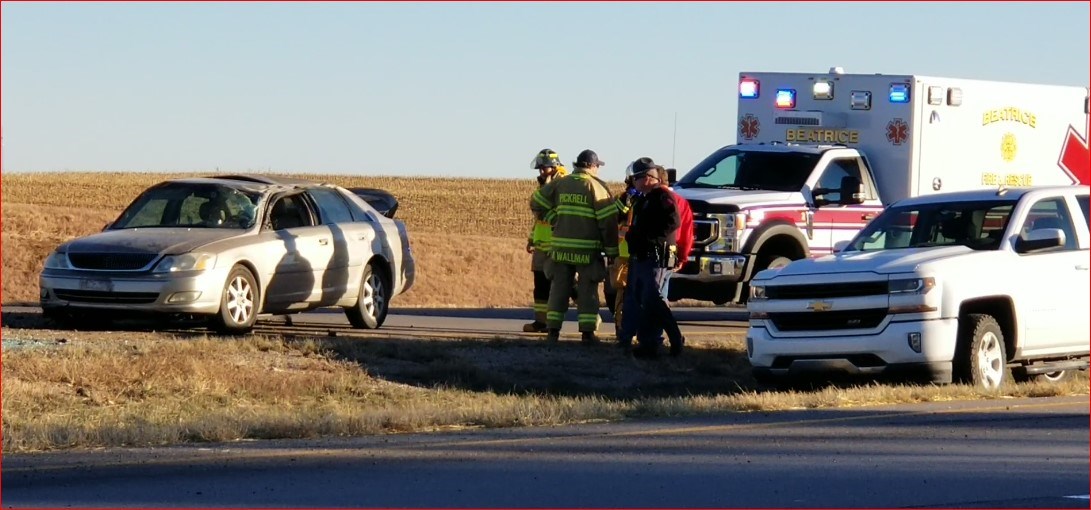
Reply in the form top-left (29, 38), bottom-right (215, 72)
top-left (161, 175), bottom-right (331, 194)
top-left (893, 185), bottom-right (1089, 207)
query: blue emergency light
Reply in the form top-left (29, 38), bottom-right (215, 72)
top-left (889, 83), bottom-right (910, 103)
top-left (739, 79), bottom-right (760, 99)
top-left (775, 89), bottom-right (796, 109)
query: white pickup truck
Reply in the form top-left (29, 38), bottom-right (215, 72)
top-left (746, 185), bottom-right (1090, 389)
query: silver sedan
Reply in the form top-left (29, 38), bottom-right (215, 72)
top-left (39, 175), bottom-right (415, 333)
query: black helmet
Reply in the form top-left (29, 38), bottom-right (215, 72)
top-left (531, 148), bottom-right (562, 169)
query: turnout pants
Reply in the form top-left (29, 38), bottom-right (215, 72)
top-left (545, 257), bottom-right (604, 332)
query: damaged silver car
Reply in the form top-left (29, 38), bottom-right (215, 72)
top-left (39, 175), bottom-right (414, 333)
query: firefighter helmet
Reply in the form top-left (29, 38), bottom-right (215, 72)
top-left (530, 148), bottom-right (562, 170)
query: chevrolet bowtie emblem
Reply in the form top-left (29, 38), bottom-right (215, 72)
top-left (807, 300), bottom-right (833, 312)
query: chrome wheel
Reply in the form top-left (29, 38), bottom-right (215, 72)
top-left (362, 270), bottom-right (386, 319)
top-left (975, 330), bottom-right (1005, 390)
top-left (226, 274), bottom-right (254, 325)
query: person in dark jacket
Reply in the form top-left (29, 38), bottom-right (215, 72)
top-left (617, 157), bottom-right (686, 358)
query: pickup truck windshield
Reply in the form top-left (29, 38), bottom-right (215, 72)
top-left (846, 200), bottom-right (1016, 252)
top-left (675, 148), bottom-right (818, 192)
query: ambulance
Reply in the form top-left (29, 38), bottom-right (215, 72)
top-left (669, 67), bottom-right (1089, 305)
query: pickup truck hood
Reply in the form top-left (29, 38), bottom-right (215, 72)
top-left (61, 228), bottom-right (244, 256)
top-left (769, 246), bottom-right (976, 278)
top-left (672, 187), bottom-right (796, 209)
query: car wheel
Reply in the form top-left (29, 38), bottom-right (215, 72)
top-left (213, 265), bottom-right (258, 334)
top-left (955, 313), bottom-right (1007, 390)
top-left (345, 261), bottom-right (389, 329)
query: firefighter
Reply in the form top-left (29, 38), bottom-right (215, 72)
top-left (524, 148), bottom-right (569, 333)
top-left (530, 149), bottom-right (618, 344)
top-left (606, 167), bottom-right (639, 337)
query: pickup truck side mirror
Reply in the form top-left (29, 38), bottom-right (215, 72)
top-left (839, 176), bottom-right (865, 205)
top-left (666, 168), bottom-right (677, 186)
top-left (1014, 228), bottom-right (1065, 254)
top-left (813, 176), bottom-right (865, 207)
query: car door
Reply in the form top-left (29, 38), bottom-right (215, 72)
top-left (1013, 195), bottom-right (1085, 355)
top-left (306, 187), bottom-right (370, 306)
top-left (261, 193), bottom-right (335, 309)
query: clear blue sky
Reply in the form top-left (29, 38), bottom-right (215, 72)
top-left (2, 2), bottom-right (1088, 179)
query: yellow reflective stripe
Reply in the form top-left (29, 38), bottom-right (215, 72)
top-left (551, 237), bottom-right (601, 248)
top-left (546, 311), bottom-right (564, 321)
top-left (595, 206), bottom-right (616, 220)
top-left (533, 302), bottom-right (548, 312)
top-left (604, 246), bottom-right (619, 257)
top-left (577, 314), bottom-right (599, 323)
top-left (531, 190), bottom-right (552, 209)
top-left (555, 206), bottom-right (597, 219)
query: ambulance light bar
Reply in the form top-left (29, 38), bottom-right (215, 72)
top-left (813, 80), bottom-right (833, 100)
top-left (775, 89), bottom-right (796, 109)
top-left (889, 83), bottom-right (910, 103)
top-left (739, 79), bottom-right (760, 99)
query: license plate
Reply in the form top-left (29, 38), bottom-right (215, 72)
top-left (78, 279), bottom-right (112, 292)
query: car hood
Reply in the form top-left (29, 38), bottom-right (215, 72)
top-left (61, 228), bottom-right (244, 255)
top-left (766, 246), bottom-right (975, 278)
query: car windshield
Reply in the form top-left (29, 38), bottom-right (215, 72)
top-left (845, 199), bottom-right (1016, 252)
top-left (675, 147), bottom-right (818, 192)
top-left (111, 182), bottom-right (263, 229)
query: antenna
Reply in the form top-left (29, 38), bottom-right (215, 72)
top-left (672, 112), bottom-right (678, 168)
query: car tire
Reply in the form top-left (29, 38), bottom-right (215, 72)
top-left (213, 265), bottom-right (258, 334)
top-left (954, 313), bottom-right (1007, 390)
top-left (345, 261), bottom-right (389, 329)
top-left (1012, 369), bottom-right (1069, 384)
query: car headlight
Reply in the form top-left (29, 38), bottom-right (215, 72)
top-left (888, 277), bottom-right (935, 295)
top-left (43, 251), bottom-right (70, 269)
top-left (153, 253), bottom-right (217, 273)
top-left (750, 283), bottom-right (768, 300)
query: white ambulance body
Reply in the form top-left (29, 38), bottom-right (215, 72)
top-left (669, 68), bottom-right (1089, 305)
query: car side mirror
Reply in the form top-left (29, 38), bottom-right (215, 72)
top-left (1014, 228), bottom-right (1065, 254)
top-left (666, 168), bottom-right (678, 186)
top-left (839, 176), bottom-right (864, 205)
top-left (833, 240), bottom-right (850, 253)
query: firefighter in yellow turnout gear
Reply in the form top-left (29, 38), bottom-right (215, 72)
top-left (530, 149), bottom-right (618, 344)
top-left (524, 149), bottom-right (569, 333)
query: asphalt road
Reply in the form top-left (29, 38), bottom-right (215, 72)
top-left (0, 304), bottom-right (751, 340)
top-left (3, 396), bottom-right (1087, 508)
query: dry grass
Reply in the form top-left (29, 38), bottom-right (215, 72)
top-left (4, 327), bottom-right (1084, 453)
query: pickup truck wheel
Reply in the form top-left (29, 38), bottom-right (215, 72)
top-left (761, 256), bottom-right (792, 271)
top-left (955, 314), bottom-right (1007, 390)
top-left (1013, 369), bottom-right (1068, 384)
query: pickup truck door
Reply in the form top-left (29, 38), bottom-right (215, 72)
top-left (1014, 196), bottom-right (1086, 355)
top-left (808, 156), bottom-right (884, 255)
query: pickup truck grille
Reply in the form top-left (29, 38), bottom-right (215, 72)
top-left (765, 282), bottom-right (888, 299)
top-left (769, 308), bottom-right (888, 331)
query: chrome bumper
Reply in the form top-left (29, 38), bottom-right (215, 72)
top-left (672, 254), bottom-right (749, 283)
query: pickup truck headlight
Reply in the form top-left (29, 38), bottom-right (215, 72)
top-left (750, 283), bottom-right (768, 300)
top-left (43, 251), bottom-right (70, 269)
top-left (153, 253), bottom-right (217, 273)
top-left (888, 277), bottom-right (935, 295)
